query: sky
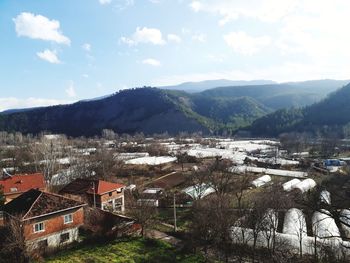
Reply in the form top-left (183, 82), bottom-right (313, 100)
top-left (1, 0), bottom-right (350, 111)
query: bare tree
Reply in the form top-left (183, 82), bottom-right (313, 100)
top-left (0, 215), bottom-right (29, 263)
top-left (190, 198), bottom-right (216, 259)
top-left (127, 190), bottom-right (157, 237)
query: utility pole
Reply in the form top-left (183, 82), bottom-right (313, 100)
top-left (173, 192), bottom-right (177, 232)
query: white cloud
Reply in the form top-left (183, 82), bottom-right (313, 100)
top-left (0, 98), bottom-right (73, 112)
top-left (189, 0), bottom-right (297, 25)
top-left (224, 31), bottom-right (271, 55)
top-left (167, 34), bottom-right (182, 43)
top-left (37, 49), bottom-right (61, 64)
top-left (189, 0), bottom-right (350, 64)
top-left (82, 43), bottom-right (91, 52)
top-left (82, 74), bottom-right (89, 78)
top-left (190, 1), bottom-right (202, 12)
top-left (13, 12), bottom-right (70, 45)
top-left (142, 58), bottom-right (161, 66)
top-left (121, 27), bottom-right (166, 46)
top-left (99, 0), bottom-right (112, 4)
top-left (207, 54), bottom-right (225, 63)
top-left (65, 81), bottom-right (77, 98)
top-left (192, 33), bottom-right (206, 43)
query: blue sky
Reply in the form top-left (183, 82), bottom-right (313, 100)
top-left (1, 0), bottom-right (350, 111)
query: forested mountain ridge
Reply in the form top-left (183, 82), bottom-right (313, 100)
top-left (0, 79), bottom-right (348, 137)
top-left (0, 88), bottom-right (210, 136)
top-left (249, 82), bottom-right (350, 137)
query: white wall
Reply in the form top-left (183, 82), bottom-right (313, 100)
top-left (27, 227), bottom-right (79, 250)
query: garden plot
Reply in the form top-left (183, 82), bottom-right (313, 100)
top-left (125, 156), bottom-right (177, 165)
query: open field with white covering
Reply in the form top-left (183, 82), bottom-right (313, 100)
top-left (231, 166), bottom-right (308, 178)
top-left (125, 156), bottom-right (177, 165)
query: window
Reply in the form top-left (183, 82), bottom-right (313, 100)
top-left (114, 197), bottom-right (123, 211)
top-left (34, 222), bottom-right (45, 233)
top-left (109, 192), bottom-right (113, 197)
top-left (60, 233), bottom-right (70, 243)
top-left (38, 239), bottom-right (48, 248)
top-left (63, 214), bottom-right (73, 224)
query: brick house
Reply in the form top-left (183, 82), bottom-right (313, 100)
top-left (59, 178), bottom-right (125, 212)
top-left (0, 172), bottom-right (45, 203)
top-left (3, 189), bottom-right (86, 250)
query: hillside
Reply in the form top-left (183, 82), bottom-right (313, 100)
top-left (0, 88), bottom-right (210, 136)
top-left (199, 79), bottom-right (349, 110)
top-left (0, 79), bottom-right (348, 137)
top-left (249, 83), bottom-right (350, 137)
top-left (0, 86), bottom-right (276, 136)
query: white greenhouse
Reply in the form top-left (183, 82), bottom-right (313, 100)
top-left (340, 209), bottom-right (350, 239)
top-left (283, 208), bottom-right (307, 237)
top-left (312, 209), bottom-right (340, 239)
top-left (251, 175), bottom-right (272, 188)
top-left (293, 178), bottom-right (316, 193)
top-left (282, 179), bottom-right (301, 192)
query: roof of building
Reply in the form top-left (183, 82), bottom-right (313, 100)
top-left (4, 189), bottom-right (86, 221)
top-left (59, 178), bottom-right (125, 196)
top-left (0, 173), bottom-right (45, 195)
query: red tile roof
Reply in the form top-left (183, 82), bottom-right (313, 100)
top-left (0, 173), bottom-right (45, 195)
top-left (4, 189), bottom-right (86, 221)
top-left (59, 178), bottom-right (125, 196)
top-left (92, 180), bottom-right (125, 195)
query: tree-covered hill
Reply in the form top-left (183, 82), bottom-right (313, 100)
top-left (0, 79), bottom-right (348, 137)
top-left (249, 82), bottom-right (350, 137)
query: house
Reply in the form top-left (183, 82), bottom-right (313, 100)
top-left (59, 178), bottom-right (125, 212)
top-left (137, 188), bottom-right (164, 207)
top-left (0, 172), bottom-right (45, 203)
top-left (3, 189), bottom-right (86, 250)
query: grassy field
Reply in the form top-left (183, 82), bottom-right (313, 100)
top-left (45, 238), bottom-right (204, 263)
top-left (157, 208), bottom-right (192, 230)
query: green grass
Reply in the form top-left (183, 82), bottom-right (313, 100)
top-left (44, 238), bottom-right (204, 263)
top-left (157, 208), bottom-right (192, 230)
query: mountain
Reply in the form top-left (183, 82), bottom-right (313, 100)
top-left (0, 88), bottom-right (210, 136)
top-left (199, 79), bottom-right (350, 110)
top-left (0, 87), bottom-right (272, 136)
top-left (160, 79), bottom-right (348, 100)
top-left (249, 82), bottom-right (350, 137)
top-left (160, 79), bottom-right (276, 93)
top-left (0, 79), bottom-right (348, 137)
